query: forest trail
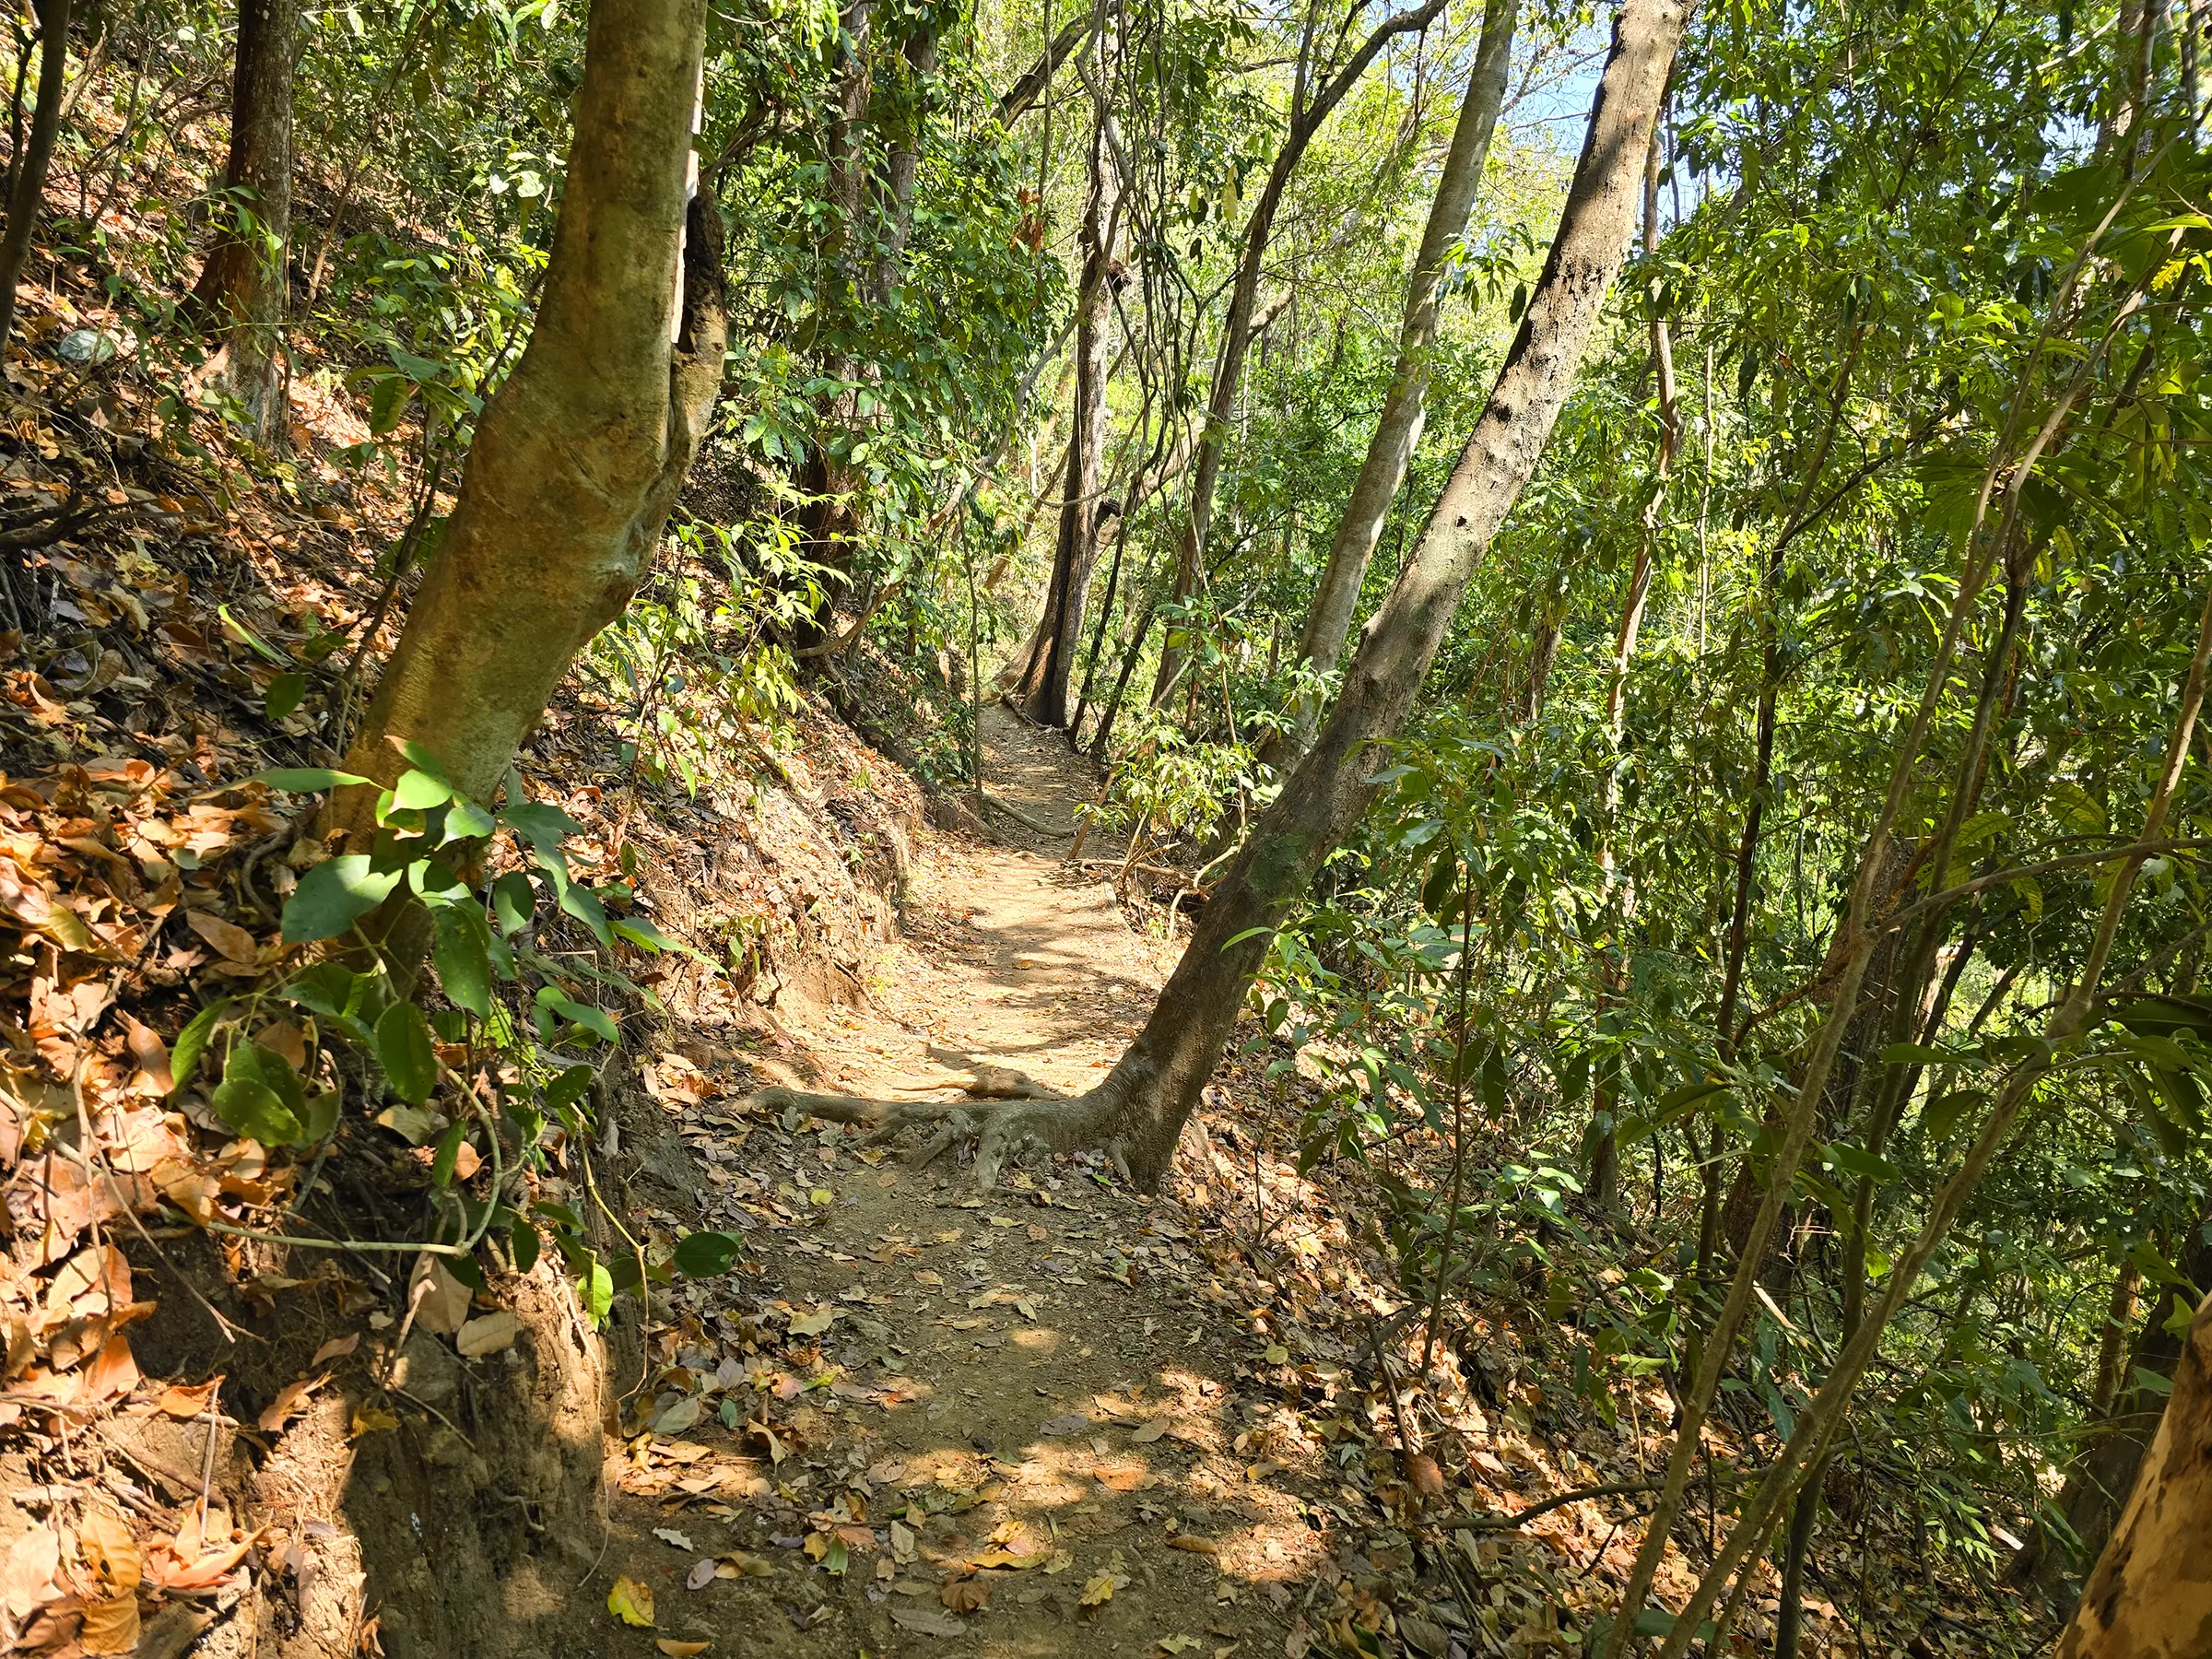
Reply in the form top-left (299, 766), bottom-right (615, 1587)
top-left (582, 704), bottom-right (1328, 1659)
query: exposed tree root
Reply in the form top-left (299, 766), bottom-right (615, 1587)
top-left (742, 1081), bottom-right (1137, 1189)
top-left (877, 1061), bottom-right (1057, 1100)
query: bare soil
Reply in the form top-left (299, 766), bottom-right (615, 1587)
top-left (563, 703), bottom-right (1339, 1657)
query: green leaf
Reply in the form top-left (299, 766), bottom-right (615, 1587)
top-left (441, 797), bottom-right (495, 843)
top-left (510, 1216), bottom-right (541, 1274)
top-left (673, 1230), bottom-right (746, 1277)
top-left (536, 988), bottom-right (618, 1044)
top-left (368, 372), bottom-right (409, 434)
top-left (226, 1041), bottom-right (305, 1116)
top-left (583, 1259), bottom-right (614, 1324)
top-left (264, 672), bottom-right (306, 720)
top-left (218, 604), bottom-right (289, 665)
top-left (1878, 1042), bottom-right (1952, 1066)
top-left (609, 915), bottom-right (680, 953)
top-left (500, 800), bottom-right (586, 856)
top-left (535, 852), bottom-right (614, 947)
top-left (283, 856), bottom-right (403, 943)
top-left (490, 871), bottom-right (535, 935)
top-left (170, 998), bottom-right (231, 1093)
top-left (1920, 1088), bottom-right (1987, 1142)
top-left (1826, 1143), bottom-right (1904, 1185)
top-left (387, 737), bottom-right (452, 781)
top-left (374, 1002), bottom-right (440, 1105)
top-left (545, 1063), bottom-right (595, 1116)
top-left (430, 1119), bottom-right (465, 1187)
top-left (299, 1090), bottom-right (342, 1143)
top-left (433, 904), bottom-right (495, 1017)
top-left (390, 768), bottom-right (453, 812)
top-left (212, 1077), bottom-right (303, 1146)
top-left (246, 767), bottom-right (372, 793)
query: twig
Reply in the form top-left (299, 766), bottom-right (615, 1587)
top-left (1359, 1312), bottom-right (1420, 1456)
top-left (1465, 1479), bottom-right (1658, 1531)
top-left (199, 1218), bottom-right (472, 1254)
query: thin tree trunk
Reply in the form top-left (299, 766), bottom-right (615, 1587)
top-left (1150, 0), bottom-right (1447, 708)
top-left (790, 0), bottom-right (875, 648)
top-left (1259, 0), bottom-right (1516, 767)
top-left (1012, 65), bottom-right (1119, 729)
top-left (869, 22), bottom-right (938, 304)
top-left (0, 0), bottom-right (69, 356)
top-left (193, 0), bottom-right (300, 441)
top-left (335, 0), bottom-right (722, 955)
top-left (1587, 110), bottom-right (1677, 1211)
top-left (997, 11), bottom-right (1093, 124)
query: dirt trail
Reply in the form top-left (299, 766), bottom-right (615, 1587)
top-left (584, 705), bottom-right (1332, 1659)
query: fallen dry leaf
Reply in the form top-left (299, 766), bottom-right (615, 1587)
top-left (310, 1333), bottom-right (359, 1367)
top-left (1168, 1535), bottom-right (1219, 1556)
top-left (256, 1375), bottom-right (319, 1433)
top-left (607, 1575), bottom-right (653, 1627)
top-left (1, 1526), bottom-right (58, 1618)
top-left (184, 910), bottom-right (258, 966)
top-left (77, 1590), bottom-right (140, 1654)
top-left (153, 1376), bottom-right (222, 1418)
top-left (941, 1576), bottom-right (992, 1612)
top-left (1132, 1417), bottom-right (1172, 1442)
top-left (79, 1510), bottom-right (140, 1593)
top-left (409, 1254), bottom-right (472, 1335)
top-left (655, 1642), bottom-right (711, 1657)
top-left (456, 1311), bottom-right (522, 1358)
top-left (155, 1533), bottom-right (255, 1592)
top-left (889, 1604), bottom-right (966, 1636)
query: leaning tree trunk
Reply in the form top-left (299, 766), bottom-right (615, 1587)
top-left (1009, 66), bottom-right (1120, 728)
top-left (0, 0), bottom-right (71, 355)
top-left (758, 0), bottom-right (1688, 1191)
top-left (2057, 1288), bottom-right (2212, 1659)
top-left (193, 0), bottom-right (300, 442)
top-left (1148, 0), bottom-right (1446, 709)
top-left (335, 0), bottom-right (724, 933)
top-left (1258, 0), bottom-right (1517, 767)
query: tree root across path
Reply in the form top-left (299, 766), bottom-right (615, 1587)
top-left (742, 1079), bottom-right (1141, 1189)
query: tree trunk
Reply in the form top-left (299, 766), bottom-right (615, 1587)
top-left (869, 21), bottom-right (937, 304)
top-left (0, 0), bottom-right (70, 356)
top-left (997, 12), bottom-right (1092, 124)
top-left (1010, 72), bottom-right (1119, 728)
top-left (2058, 1288), bottom-right (2212, 1659)
top-left (335, 0), bottom-right (722, 911)
top-left (193, 0), bottom-right (300, 442)
top-left (1586, 110), bottom-right (1677, 1211)
top-left (1150, 0), bottom-right (1447, 709)
top-left (788, 0), bottom-right (874, 648)
top-left (1259, 0), bottom-right (1516, 766)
